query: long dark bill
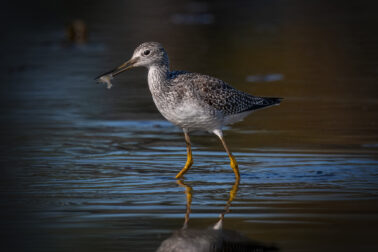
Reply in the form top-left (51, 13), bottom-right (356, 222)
top-left (95, 57), bottom-right (139, 80)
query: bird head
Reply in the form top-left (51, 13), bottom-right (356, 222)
top-left (96, 42), bottom-right (169, 80)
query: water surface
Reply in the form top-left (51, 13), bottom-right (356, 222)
top-left (1, 1), bottom-right (378, 251)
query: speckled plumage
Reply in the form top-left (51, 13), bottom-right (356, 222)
top-left (130, 42), bottom-right (281, 132)
top-left (169, 71), bottom-right (281, 116)
top-left (97, 41), bottom-right (282, 179)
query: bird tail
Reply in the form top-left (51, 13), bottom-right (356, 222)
top-left (264, 97), bottom-right (283, 106)
top-left (245, 97), bottom-right (282, 112)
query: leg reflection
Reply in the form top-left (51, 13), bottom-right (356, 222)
top-left (215, 177), bottom-right (240, 229)
top-left (176, 177), bottom-right (240, 230)
top-left (176, 180), bottom-right (193, 229)
top-left (157, 178), bottom-right (279, 251)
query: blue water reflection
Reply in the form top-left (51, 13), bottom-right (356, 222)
top-left (1, 0), bottom-right (378, 251)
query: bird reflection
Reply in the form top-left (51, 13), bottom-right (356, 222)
top-left (156, 178), bottom-right (278, 252)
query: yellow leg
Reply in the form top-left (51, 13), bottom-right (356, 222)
top-left (175, 132), bottom-right (193, 179)
top-left (215, 130), bottom-right (240, 179)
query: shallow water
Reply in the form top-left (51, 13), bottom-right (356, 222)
top-left (1, 1), bottom-right (378, 251)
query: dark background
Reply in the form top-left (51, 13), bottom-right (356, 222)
top-left (1, 1), bottom-right (377, 251)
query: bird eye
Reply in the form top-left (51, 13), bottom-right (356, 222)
top-left (143, 50), bottom-right (150, 56)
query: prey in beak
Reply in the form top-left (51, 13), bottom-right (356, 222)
top-left (95, 57), bottom-right (139, 89)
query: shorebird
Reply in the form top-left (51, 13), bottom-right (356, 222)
top-left (96, 42), bottom-right (281, 179)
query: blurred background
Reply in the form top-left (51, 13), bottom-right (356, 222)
top-left (0, 0), bottom-right (377, 251)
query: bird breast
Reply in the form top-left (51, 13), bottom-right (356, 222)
top-left (153, 94), bottom-right (223, 131)
top-left (147, 66), bottom-right (223, 131)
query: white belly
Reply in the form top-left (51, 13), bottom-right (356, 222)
top-left (156, 99), bottom-right (223, 131)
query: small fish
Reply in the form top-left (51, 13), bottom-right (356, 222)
top-left (96, 74), bottom-right (113, 89)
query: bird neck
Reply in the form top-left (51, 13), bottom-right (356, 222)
top-left (147, 64), bottom-right (170, 93)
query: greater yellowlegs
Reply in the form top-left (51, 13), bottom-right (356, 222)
top-left (96, 42), bottom-right (281, 179)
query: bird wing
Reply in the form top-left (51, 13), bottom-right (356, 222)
top-left (171, 72), bottom-right (281, 115)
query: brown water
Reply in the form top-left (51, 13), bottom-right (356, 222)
top-left (1, 1), bottom-right (378, 251)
